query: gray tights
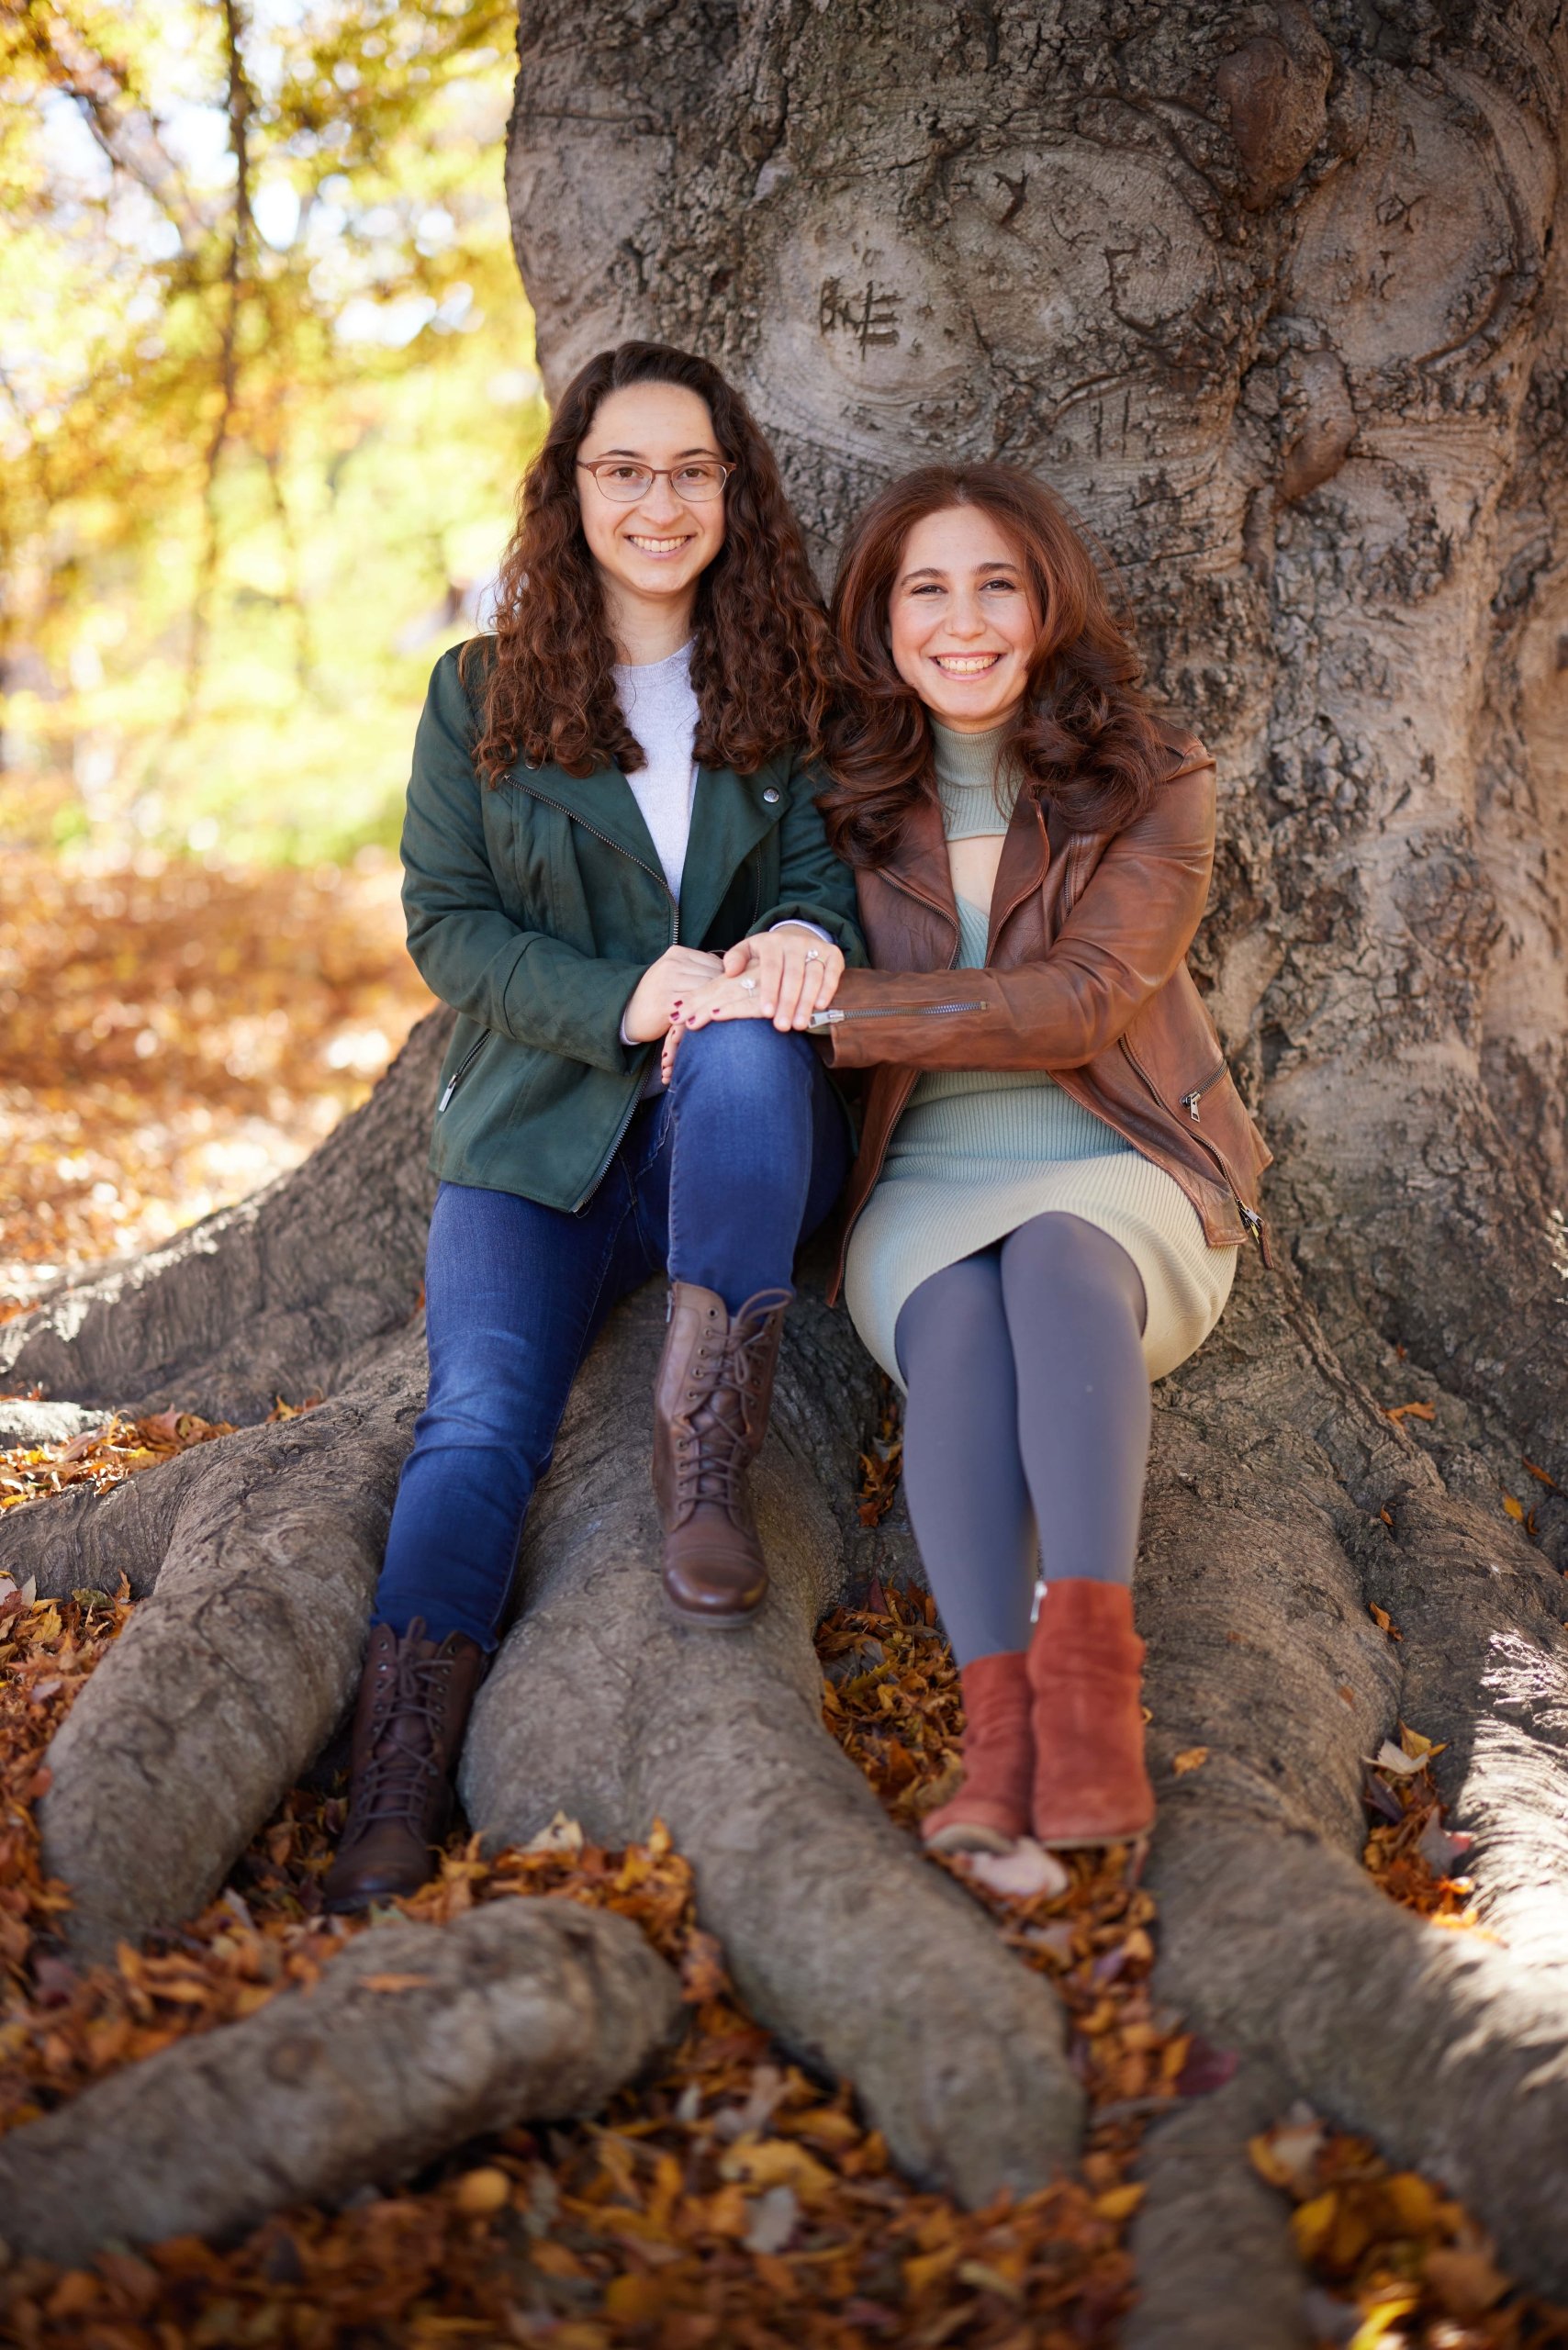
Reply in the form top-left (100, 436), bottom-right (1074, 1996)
top-left (893, 1213), bottom-right (1151, 1667)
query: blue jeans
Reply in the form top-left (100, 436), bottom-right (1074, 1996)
top-left (373, 1021), bottom-right (851, 1650)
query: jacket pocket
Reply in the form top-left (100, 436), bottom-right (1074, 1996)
top-left (1121, 1039), bottom-right (1273, 1263)
top-left (438, 1031), bottom-right (489, 1113)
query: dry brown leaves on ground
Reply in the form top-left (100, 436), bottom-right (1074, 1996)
top-left (0, 1427), bottom-right (1559, 2344)
top-left (1250, 2113), bottom-right (1568, 2349)
top-left (0, 1398), bottom-right (319, 1517)
top-left (0, 1561), bottom-right (1175, 2348)
top-left (0, 848), bottom-right (432, 1304)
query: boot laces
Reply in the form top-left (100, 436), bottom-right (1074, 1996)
top-left (347, 1643), bottom-right (463, 1836)
top-left (674, 1309), bottom-right (778, 1514)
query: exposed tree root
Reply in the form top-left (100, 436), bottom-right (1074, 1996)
top-left (29, 1339), bottom-right (426, 1957)
top-left (1127, 2061), bottom-right (1310, 2350)
top-left (1137, 1263), bottom-right (1568, 2301)
top-left (0, 1898), bottom-right (680, 2266)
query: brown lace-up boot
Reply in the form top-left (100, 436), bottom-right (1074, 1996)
top-left (322, 1619), bottom-right (486, 1913)
top-left (654, 1281), bottom-right (790, 1626)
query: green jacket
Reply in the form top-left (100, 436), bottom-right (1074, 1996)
top-left (401, 644), bottom-right (866, 1212)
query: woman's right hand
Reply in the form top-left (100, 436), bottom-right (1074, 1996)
top-left (622, 946), bottom-right (724, 1045)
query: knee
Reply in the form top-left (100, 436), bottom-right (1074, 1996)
top-left (897, 1256), bottom-right (1003, 1380)
top-left (1006, 1214), bottom-right (1145, 1325)
top-left (671, 1017), bottom-right (808, 1106)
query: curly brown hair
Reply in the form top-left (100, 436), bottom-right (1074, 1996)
top-left (817, 464), bottom-right (1175, 866)
top-left (462, 341), bottom-right (832, 785)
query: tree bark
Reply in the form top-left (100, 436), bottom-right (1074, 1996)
top-left (2, 4), bottom-right (1567, 2333)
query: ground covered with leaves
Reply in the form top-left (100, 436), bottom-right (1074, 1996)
top-left (0, 848), bottom-right (432, 1304)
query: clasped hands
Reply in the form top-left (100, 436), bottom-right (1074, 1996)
top-left (620, 925), bottom-right (846, 1084)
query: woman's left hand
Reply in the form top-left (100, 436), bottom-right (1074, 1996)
top-left (658, 927), bottom-right (844, 1083)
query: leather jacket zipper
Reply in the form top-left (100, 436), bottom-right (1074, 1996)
top-left (810, 999), bottom-right (988, 1028)
top-left (1178, 1061), bottom-right (1227, 1123)
top-left (1121, 1037), bottom-right (1271, 1260)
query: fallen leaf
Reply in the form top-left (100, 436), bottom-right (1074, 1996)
top-left (452, 2166), bottom-right (511, 2218)
top-left (1425, 2243), bottom-right (1509, 2318)
top-left (1174, 2037), bottom-right (1238, 2098)
top-left (1417, 1816), bottom-right (1474, 1875)
top-left (720, 2136), bottom-right (836, 2205)
top-left (1503, 1494), bottom-right (1525, 1521)
top-left (1092, 2184), bottom-right (1145, 2222)
top-left (1249, 2121), bottom-right (1326, 2196)
top-left (1171, 1747), bottom-right (1208, 1776)
top-left (1290, 2190), bottom-right (1339, 2262)
top-left (679, 1928), bottom-right (727, 2004)
top-left (1349, 2292), bottom-right (1420, 2344)
top-left (56, 1425), bottom-right (114, 1462)
top-left (1368, 1604), bottom-right (1403, 1640)
top-left (962, 1839), bottom-right (1070, 1901)
top-left (1524, 1457), bottom-right (1559, 1490)
top-left (359, 1974), bottom-right (432, 1994)
top-left (1370, 1741), bottom-right (1428, 1777)
top-left (742, 2183), bottom-right (800, 2255)
top-left (523, 1812), bottom-right (585, 1855)
top-left (1383, 1401), bottom-right (1435, 1424)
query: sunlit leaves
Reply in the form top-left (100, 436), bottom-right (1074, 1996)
top-left (1, 0), bottom-right (539, 862)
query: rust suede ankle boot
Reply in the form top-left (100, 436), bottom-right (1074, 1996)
top-left (323, 1619), bottom-right (486, 1913)
top-left (921, 1651), bottom-right (1034, 1854)
top-left (1027, 1579), bottom-right (1155, 1850)
top-left (654, 1281), bottom-right (790, 1627)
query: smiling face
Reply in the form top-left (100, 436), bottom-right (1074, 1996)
top-left (576, 381), bottom-right (728, 660)
top-left (887, 503), bottom-right (1041, 732)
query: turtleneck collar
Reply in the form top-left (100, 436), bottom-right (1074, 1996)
top-left (929, 717), bottom-right (1014, 790)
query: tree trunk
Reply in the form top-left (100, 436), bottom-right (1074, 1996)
top-left (4, 4), bottom-right (1568, 2335)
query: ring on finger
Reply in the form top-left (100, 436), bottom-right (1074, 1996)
top-left (740, 976), bottom-right (758, 994)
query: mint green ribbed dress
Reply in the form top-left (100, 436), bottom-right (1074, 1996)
top-left (843, 722), bottom-right (1238, 1388)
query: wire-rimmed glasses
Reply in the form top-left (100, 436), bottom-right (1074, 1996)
top-left (577, 458), bottom-right (732, 503)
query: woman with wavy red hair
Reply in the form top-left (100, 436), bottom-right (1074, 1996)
top-left (323, 342), bottom-right (863, 1912)
top-left (671, 464), bottom-right (1270, 1863)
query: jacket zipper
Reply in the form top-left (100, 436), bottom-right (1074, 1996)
top-left (810, 999), bottom-right (988, 1027)
top-left (438, 1035), bottom-right (487, 1113)
top-left (513, 778), bottom-right (680, 1213)
top-left (1121, 1038), bottom-right (1271, 1260)
top-left (1177, 1061), bottom-right (1227, 1123)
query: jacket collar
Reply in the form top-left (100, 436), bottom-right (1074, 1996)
top-left (511, 754), bottom-right (790, 945)
top-left (874, 783), bottom-right (1053, 955)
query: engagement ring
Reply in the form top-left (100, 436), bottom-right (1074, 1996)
top-left (740, 977), bottom-right (758, 994)
top-left (803, 948), bottom-right (822, 963)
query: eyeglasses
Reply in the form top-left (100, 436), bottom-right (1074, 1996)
top-left (577, 458), bottom-right (732, 504)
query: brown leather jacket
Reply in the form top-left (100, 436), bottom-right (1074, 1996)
top-left (812, 738), bottom-right (1273, 1300)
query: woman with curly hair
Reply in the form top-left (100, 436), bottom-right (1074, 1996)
top-left (324, 341), bottom-right (862, 1912)
top-left (669, 464), bottom-right (1270, 1861)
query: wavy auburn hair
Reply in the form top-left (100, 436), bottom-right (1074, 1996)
top-left (463, 341), bottom-right (832, 783)
top-left (818, 464), bottom-right (1174, 865)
